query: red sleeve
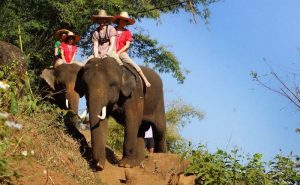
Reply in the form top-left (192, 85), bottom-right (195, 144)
top-left (126, 30), bottom-right (133, 42)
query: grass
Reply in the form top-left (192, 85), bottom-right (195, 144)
top-left (0, 107), bottom-right (103, 184)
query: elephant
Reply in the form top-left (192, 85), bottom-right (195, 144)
top-left (40, 64), bottom-right (84, 124)
top-left (40, 64), bottom-right (94, 162)
top-left (82, 57), bottom-right (167, 170)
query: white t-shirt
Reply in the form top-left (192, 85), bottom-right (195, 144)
top-left (144, 125), bottom-right (153, 138)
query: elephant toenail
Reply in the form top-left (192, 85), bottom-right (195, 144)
top-left (96, 163), bottom-right (104, 171)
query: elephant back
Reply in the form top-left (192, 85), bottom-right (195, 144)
top-left (84, 57), bottom-right (121, 71)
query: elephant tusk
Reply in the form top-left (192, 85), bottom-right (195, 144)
top-left (66, 99), bottom-right (69, 109)
top-left (97, 106), bottom-right (106, 120)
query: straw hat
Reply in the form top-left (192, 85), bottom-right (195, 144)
top-left (55, 29), bottom-right (70, 40)
top-left (112, 11), bottom-right (135, 25)
top-left (92, 9), bottom-right (113, 22)
top-left (65, 32), bottom-right (80, 43)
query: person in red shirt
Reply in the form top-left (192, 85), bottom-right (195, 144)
top-left (54, 29), bottom-right (70, 65)
top-left (113, 11), bottom-right (151, 87)
top-left (55, 32), bottom-right (83, 67)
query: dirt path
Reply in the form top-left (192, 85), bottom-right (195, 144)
top-left (80, 130), bottom-right (195, 185)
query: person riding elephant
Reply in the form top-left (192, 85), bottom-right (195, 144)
top-left (54, 29), bottom-right (69, 66)
top-left (55, 32), bottom-right (84, 68)
top-left (82, 57), bottom-right (167, 171)
top-left (90, 9), bottom-right (121, 65)
top-left (112, 11), bottom-right (151, 87)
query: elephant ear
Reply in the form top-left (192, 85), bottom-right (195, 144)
top-left (121, 67), bottom-right (136, 97)
top-left (40, 68), bottom-right (55, 90)
top-left (75, 67), bottom-right (86, 98)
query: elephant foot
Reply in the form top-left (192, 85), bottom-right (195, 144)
top-left (118, 157), bottom-right (139, 168)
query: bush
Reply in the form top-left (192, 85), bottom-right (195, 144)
top-left (183, 143), bottom-right (300, 185)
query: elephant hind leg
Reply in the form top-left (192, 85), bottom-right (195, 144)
top-left (152, 115), bottom-right (167, 153)
top-left (152, 125), bottom-right (167, 153)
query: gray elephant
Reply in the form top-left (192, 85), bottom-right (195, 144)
top-left (40, 64), bottom-right (84, 123)
top-left (82, 57), bottom-right (167, 170)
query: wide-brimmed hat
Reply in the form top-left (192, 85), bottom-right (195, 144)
top-left (92, 9), bottom-right (113, 22)
top-left (55, 29), bottom-right (70, 40)
top-left (112, 11), bottom-right (135, 25)
top-left (65, 32), bottom-right (80, 43)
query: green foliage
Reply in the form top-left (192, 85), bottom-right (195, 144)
top-left (0, 59), bottom-right (59, 118)
top-left (268, 153), bottom-right (300, 184)
top-left (107, 118), bottom-right (124, 154)
top-left (0, 0), bottom-right (218, 82)
top-left (183, 146), bottom-right (243, 185)
top-left (9, 92), bottom-right (18, 116)
top-left (165, 99), bottom-right (204, 152)
top-left (130, 33), bottom-right (188, 83)
top-left (0, 113), bottom-right (16, 184)
top-left (183, 144), bottom-right (300, 185)
top-left (243, 153), bottom-right (267, 185)
top-left (0, 60), bottom-right (36, 115)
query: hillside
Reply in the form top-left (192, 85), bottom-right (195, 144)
top-left (1, 110), bottom-right (194, 185)
top-left (1, 111), bottom-right (103, 184)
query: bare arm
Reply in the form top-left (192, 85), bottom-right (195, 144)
top-left (54, 47), bottom-right (59, 56)
top-left (107, 36), bottom-right (116, 54)
top-left (60, 49), bottom-right (66, 63)
top-left (117, 41), bottom-right (131, 55)
top-left (93, 41), bottom-right (99, 58)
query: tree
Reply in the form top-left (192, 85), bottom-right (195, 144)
top-left (165, 99), bottom-right (204, 152)
top-left (251, 57), bottom-right (300, 130)
top-left (0, 0), bottom-right (219, 83)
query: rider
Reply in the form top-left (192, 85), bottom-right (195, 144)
top-left (54, 29), bottom-right (69, 66)
top-left (56, 32), bottom-right (83, 67)
top-left (113, 11), bottom-right (151, 87)
top-left (91, 9), bottom-right (121, 65)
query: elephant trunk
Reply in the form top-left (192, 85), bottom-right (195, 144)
top-left (65, 83), bottom-right (80, 124)
top-left (88, 92), bottom-right (109, 168)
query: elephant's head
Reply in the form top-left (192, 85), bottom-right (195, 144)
top-left (82, 57), bottom-right (136, 122)
top-left (40, 64), bottom-right (84, 115)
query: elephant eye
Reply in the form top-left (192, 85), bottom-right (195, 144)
top-left (109, 82), bottom-right (117, 87)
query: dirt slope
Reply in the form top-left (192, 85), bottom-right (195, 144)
top-left (6, 113), bottom-right (194, 185)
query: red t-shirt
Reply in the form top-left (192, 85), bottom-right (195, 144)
top-left (115, 29), bottom-right (133, 52)
top-left (60, 43), bottom-right (77, 63)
